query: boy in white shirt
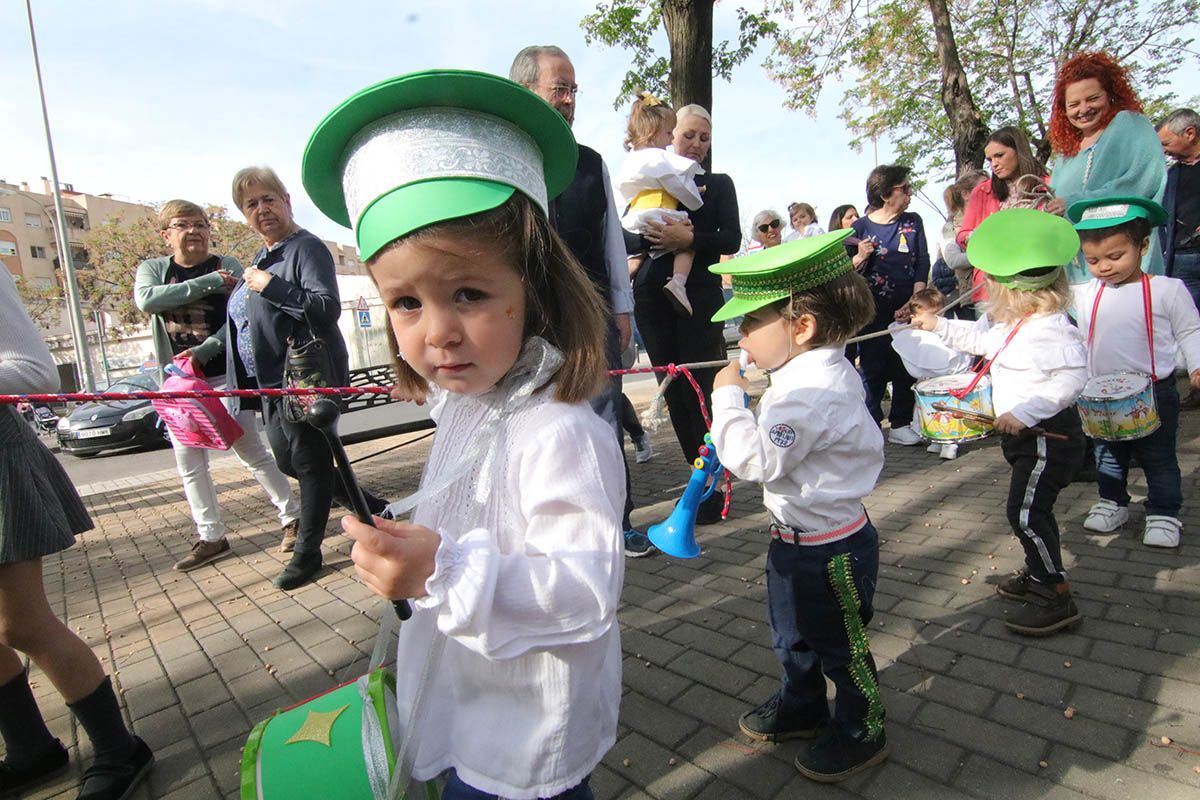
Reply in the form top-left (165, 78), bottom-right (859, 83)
top-left (889, 287), bottom-right (975, 459)
top-left (1068, 196), bottom-right (1200, 547)
top-left (710, 231), bottom-right (888, 782)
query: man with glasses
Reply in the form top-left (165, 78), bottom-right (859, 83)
top-left (134, 200), bottom-right (299, 572)
top-left (509, 46), bottom-right (653, 557)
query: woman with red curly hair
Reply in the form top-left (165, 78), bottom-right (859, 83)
top-left (1044, 51), bottom-right (1166, 282)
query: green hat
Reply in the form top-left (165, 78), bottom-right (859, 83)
top-left (302, 69), bottom-right (577, 261)
top-left (708, 229), bottom-right (855, 322)
top-left (965, 208), bottom-right (1079, 291)
top-left (1066, 195), bottom-right (1168, 230)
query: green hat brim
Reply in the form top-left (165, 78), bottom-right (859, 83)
top-left (965, 208), bottom-right (1079, 277)
top-left (1066, 195), bottom-right (1168, 230)
top-left (709, 229), bottom-right (856, 322)
top-left (302, 69), bottom-right (576, 260)
top-left (357, 179), bottom-right (515, 264)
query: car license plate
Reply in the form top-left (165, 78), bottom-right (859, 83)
top-left (74, 428), bottom-right (112, 439)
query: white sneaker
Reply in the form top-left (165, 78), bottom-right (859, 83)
top-left (888, 425), bottom-right (922, 446)
top-left (939, 443), bottom-right (959, 460)
top-left (926, 442), bottom-right (941, 454)
top-left (1143, 515), bottom-right (1182, 548)
top-left (634, 437), bottom-right (655, 464)
top-left (662, 276), bottom-right (693, 316)
top-left (1083, 499), bottom-right (1129, 532)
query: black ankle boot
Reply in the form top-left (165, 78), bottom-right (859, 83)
top-left (77, 736), bottom-right (153, 800)
top-left (0, 739), bottom-right (68, 798)
top-left (274, 551), bottom-right (322, 590)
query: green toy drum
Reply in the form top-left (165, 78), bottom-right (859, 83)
top-left (240, 668), bottom-right (434, 800)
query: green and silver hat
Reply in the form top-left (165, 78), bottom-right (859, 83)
top-left (302, 69), bottom-right (577, 261)
top-left (966, 208), bottom-right (1079, 291)
top-left (1066, 195), bottom-right (1168, 230)
top-left (709, 229), bottom-right (855, 322)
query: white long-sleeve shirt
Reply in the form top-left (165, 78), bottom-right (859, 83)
top-left (397, 386), bottom-right (625, 799)
top-left (889, 323), bottom-right (974, 380)
top-left (934, 312), bottom-right (1087, 427)
top-left (711, 346), bottom-right (883, 537)
top-left (1073, 276), bottom-right (1200, 378)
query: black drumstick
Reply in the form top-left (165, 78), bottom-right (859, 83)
top-left (305, 398), bottom-right (412, 620)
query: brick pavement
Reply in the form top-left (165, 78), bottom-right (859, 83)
top-left (13, 376), bottom-right (1200, 799)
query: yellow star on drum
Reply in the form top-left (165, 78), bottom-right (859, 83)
top-left (285, 704), bottom-right (350, 747)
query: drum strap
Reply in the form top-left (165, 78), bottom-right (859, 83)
top-left (1087, 274), bottom-right (1155, 380)
top-left (949, 316), bottom-right (1028, 399)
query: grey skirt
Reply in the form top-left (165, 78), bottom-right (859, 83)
top-left (0, 406), bottom-right (91, 563)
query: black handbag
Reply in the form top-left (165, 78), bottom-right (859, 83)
top-left (282, 311), bottom-right (338, 424)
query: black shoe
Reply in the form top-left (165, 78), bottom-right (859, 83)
top-left (794, 729), bottom-right (889, 783)
top-left (1004, 581), bottom-right (1081, 636)
top-left (274, 552), bottom-right (322, 591)
top-left (996, 569), bottom-right (1034, 601)
top-left (738, 693), bottom-right (826, 742)
top-left (77, 736), bottom-right (153, 800)
top-left (0, 739), bottom-right (68, 798)
top-left (696, 490), bottom-right (725, 526)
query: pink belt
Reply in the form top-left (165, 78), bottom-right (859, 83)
top-left (769, 512), bottom-right (868, 546)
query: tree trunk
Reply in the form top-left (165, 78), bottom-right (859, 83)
top-left (926, 0), bottom-right (989, 175)
top-left (661, 0), bottom-right (713, 113)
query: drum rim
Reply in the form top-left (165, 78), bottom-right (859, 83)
top-left (1080, 371), bottom-right (1154, 399)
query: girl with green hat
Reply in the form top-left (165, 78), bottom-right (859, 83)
top-left (303, 70), bottom-right (623, 799)
top-left (911, 208), bottom-right (1088, 636)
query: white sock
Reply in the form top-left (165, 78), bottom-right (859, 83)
top-left (672, 272), bottom-right (688, 283)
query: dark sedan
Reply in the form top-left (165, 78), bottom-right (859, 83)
top-left (56, 373), bottom-right (169, 457)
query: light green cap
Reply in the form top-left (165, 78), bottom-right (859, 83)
top-left (1066, 195), bottom-right (1168, 230)
top-left (708, 229), bottom-right (855, 322)
top-left (966, 208), bottom-right (1079, 290)
top-left (302, 69), bottom-right (577, 261)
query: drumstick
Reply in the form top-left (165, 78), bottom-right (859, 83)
top-left (845, 289), bottom-right (975, 345)
top-left (931, 402), bottom-right (1070, 441)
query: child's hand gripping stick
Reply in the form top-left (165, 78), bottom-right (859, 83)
top-left (305, 398), bottom-right (412, 620)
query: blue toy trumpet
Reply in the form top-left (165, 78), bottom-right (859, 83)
top-left (647, 433), bottom-right (724, 558)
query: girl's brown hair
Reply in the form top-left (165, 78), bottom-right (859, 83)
top-left (624, 93), bottom-right (676, 151)
top-left (983, 269), bottom-right (1073, 325)
top-left (368, 193), bottom-right (608, 404)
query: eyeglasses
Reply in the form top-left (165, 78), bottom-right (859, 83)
top-left (535, 83), bottom-right (579, 100)
top-left (893, 184), bottom-right (914, 195)
top-left (757, 219), bottom-right (782, 233)
top-left (166, 221), bottom-right (210, 231)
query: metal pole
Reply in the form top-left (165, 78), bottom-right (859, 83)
top-left (24, 0), bottom-right (95, 392)
top-left (94, 310), bottom-right (111, 387)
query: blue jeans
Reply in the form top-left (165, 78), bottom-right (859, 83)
top-left (765, 522), bottom-right (884, 740)
top-left (1169, 250), bottom-right (1200, 311)
top-left (441, 771), bottom-right (593, 800)
top-left (1094, 379), bottom-right (1182, 517)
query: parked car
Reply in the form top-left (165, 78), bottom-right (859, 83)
top-left (57, 373), bottom-right (169, 457)
top-left (722, 287), bottom-right (742, 351)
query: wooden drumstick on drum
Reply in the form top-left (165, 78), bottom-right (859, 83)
top-left (931, 402), bottom-right (1070, 441)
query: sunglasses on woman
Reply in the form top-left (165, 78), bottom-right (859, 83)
top-left (757, 219), bottom-right (782, 233)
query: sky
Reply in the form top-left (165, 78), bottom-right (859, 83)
top-left (3, 0), bottom-right (1199, 255)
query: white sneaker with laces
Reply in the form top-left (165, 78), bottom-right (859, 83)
top-left (662, 276), bottom-right (693, 316)
top-left (888, 425), bottom-right (922, 446)
top-left (634, 437), bottom-right (655, 464)
top-left (1083, 499), bottom-right (1129, 532)
top-left (1143, 515), bottom-right (1181, 548)
top-left (939, 443), bottom-right (959, 460)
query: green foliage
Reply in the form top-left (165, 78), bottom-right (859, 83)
top-left (581, 0), bottom-right (1200, 176)
top-left (15, 276), bottom-right (64, 330)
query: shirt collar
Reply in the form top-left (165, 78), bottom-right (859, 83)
top-left (769, 344), bottom-right (845, 383)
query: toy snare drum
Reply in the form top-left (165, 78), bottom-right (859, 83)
top-left (1077, 373), bottom-right (1160, 441)
top-left (914, 374), bottom-right (994, 443)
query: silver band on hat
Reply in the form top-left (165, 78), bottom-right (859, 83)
top-left (340, 107), bottom-right (548, 228)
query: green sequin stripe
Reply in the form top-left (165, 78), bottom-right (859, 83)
top-left (827, 553), bottom-right (885, 741)
top-left (733, 250), bottom-right (852, 299)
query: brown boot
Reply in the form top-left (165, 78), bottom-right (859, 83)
top-left (279, 520), bottom-right (299, 553)
top-left (996, 569), bottom-right (1034, 602)
top-left (1005, 581), bottom-right (1080, 636)
top-left (173, 538), bottom-right (230, 572)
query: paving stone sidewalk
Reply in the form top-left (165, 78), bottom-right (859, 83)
top-left (14, 377), bottom-right (1200, 799)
